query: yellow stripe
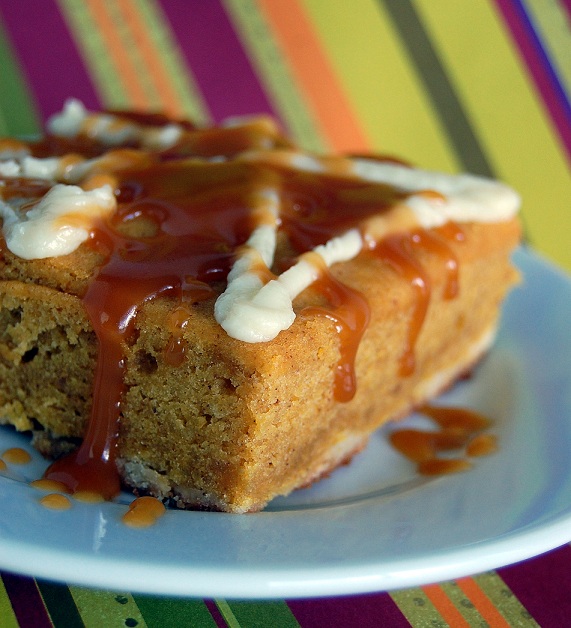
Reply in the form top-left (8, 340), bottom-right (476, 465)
top-left (413, 0), bottom-right (571, 271)
top-left (256, 0), bottom-right (371, 153)
top-left (438, 581), bottom-right (495, 626)
top-left (473, 571), bottom-right (540, 626)
top-left (57, 0), bottom-right (130, 108)
top-left (223, 0), bottom-right (325, 151)
top-left (300, 0), bottom-right (458, 170)
top-left (137, 0), bottom-right (210, 122)
top-left (56, 0), bottom-right (130, 108)
top-left (390, 586), bottom-right (456, 626)
top-left (58, 0), bottom-right (209, 122)
top-left (69, 587), bottom-right (147, 627)
top-left (421, 584), bottom-right (471, 627)
top-left (0, 578), bottom-right (18, 628)
top-left (107, 0), bottom-right (158, 107)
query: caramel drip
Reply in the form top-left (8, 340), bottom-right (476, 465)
top-left (435, 220), bottom-right (465, 244)
top-left (372, 233), bottom-right (430, 376)
top-left (412, 230), bottom-right (460, 300)
top-left (390, 405), bottom-right (495, 476)
top-left (370, 227), bottom-right (461, 375)
top-left (164, 306), bottom-right (191, 367)
top-left (303, 272), bottom-right (370, 402)
top-left (44, 236), bottom-right (230, 497)
top-left (164, 282), bottom-right (214, 366)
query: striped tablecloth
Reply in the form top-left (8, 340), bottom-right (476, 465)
top-left (0, 1), bottom-right (570, 626)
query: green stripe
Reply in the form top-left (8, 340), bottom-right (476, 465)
top-left (133, 594), bottom-right (217, 628)
top-left (473, 571), bottom-right (539, 627)
top-left (380, 0), bottom-right (494, 177)
top-left (0, 16), bottom-right (40, 136)
top-left (215, 599), bottom-right (241, 628)
top-left (0, 577), bottom-right (18, 628)
top-left (139, 0), bottom-right (211, 123)
top-left (389, 588), bottom-right (447, 627)
top-left (105, 0), bottom-right (158, 104)
top-left (223, 0), bottom-right (326, 152)
top-left (218, 600), bottom-right (301, 628)
top-left (36, 580), bottom-right (84, 628)
top-left (56, 0), bottom-right (130, 108)
top-left (69, 587), bottom-right (147, 627)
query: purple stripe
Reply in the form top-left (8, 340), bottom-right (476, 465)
top-left (494, 0), bottom-right (571, 164)
top-left (204, 599), bottom-right (228, 628)
top-left (498, 546), bottom-right (571, 626)
top-left (1, 572), bottom-right (53, 627)
top-left (288, 592), bottom-right (410, 627)
top-left (158, 0), bottom-right (278, 123)
top-left (0, 0), bottom-right (100, 122)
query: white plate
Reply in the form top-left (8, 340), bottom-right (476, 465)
top-left (0, 246), bottom-right (570, 599)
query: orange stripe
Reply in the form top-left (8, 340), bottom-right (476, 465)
top-left (421, 584), bottom-right (471, 627)
top-left (255, 0), bottom-right (370, 153)
top-left (114, 0), bottom-right (185, 117)
top-left (84, 0), bottom-right (149, 108)
top-left (456, 577), bottom-right (512, 628)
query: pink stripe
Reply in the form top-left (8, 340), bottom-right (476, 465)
top-left (0, 0), bottom-right (100, 121)
top-left (158, 0), bottom-right (278, 123)
top-left (1, 572), bottom-right (53, 627)
top-left (498, 546), bottom-right (571, 626)
top-left (288, 592), bottom-right (410, 627)
top-left (493, 0), bottom-right (571, 165)
top-left (204, 600), bottom-right (228, 628)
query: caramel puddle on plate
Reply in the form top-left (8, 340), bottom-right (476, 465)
top-left (31, 477), bottom-right (166, 527)
top-left (39, 493), bottom-right (73, 510)
top-left (390, 405), bottom-right (497, 475)
top-left (6, 454), bottom-right (164, 527)
top-left (2, 447), bottom-right (32, 464)
top-left (32, 481), bottom-right (166, 527)
top-left (122, 496), bottom-right (166, 528)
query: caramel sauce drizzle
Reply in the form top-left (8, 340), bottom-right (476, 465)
top-left (0, 112), bottom-right (469, 501)
top-left (371, 234), bottom-right (431, 376)
top-left (302, 270), bottom-right (370, 402)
